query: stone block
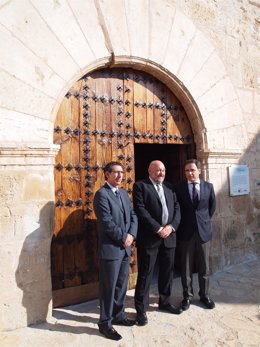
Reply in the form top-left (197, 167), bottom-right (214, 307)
top-left (125, 0), bottom-right (149, 58)
top-left (236, 88), bottom-right (254, 113)
top-left (13, 206), bottom-right (54, 242)
top-left (98, 0), bottom-right (130, 56)
top-left (0, 288), bottom-right (52, 330)
top-left (226, 35), bottom-right (241, 60)
top-left (0, 109), bottom-right (52, 143)
top-left (217, 195), bottom-right (233, 218)
top-left (0, 173), bottom-right (20, 205)
top-left (0, 0), bottom-right (78, 81)
top-left (68, 0), bottom-right (108, 59)
top-left (0, 291), bottom-right (27, 330)
top-left (22, 173), bottom-right (53, 201)
top-left (211, 219), bottom-right (223, 250)
top-left (203, 112), bottom-right (246, 151)
top-left (0, 70), bottom-right (54, 120)
top-left (163, 9), bottom-right (196, 73)
top-left (223, 125), bottom-right (247, 151)
top-left (149, 1), bottom-right (176, 64)
top-left (0, 25), bottom-right (64, 97)
top-left (198, 78), bottom-right (239, 118)
top-left (32, 0), bottom-right (95, 68)
top-left (208, 168), bottom-right (222, 193)
top-left (245, 115), bottom-right (260, 136)
top-left (222, 217), bottom-right (246, 250)
top-left (207, 129), bottom-right (225, 150)
top-left (0, 236), bottom-right (53, 329)
top-left (188, 52), bottom-right (227, 100)
top-left (0, 220), bottom-right (14, 243)
top-left (178, 30), bottom-right (215, 86)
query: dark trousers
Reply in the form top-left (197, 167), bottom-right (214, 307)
top-left (98, 252), bottom-right (130, 329)
top-left (179, 231), bottom-right (210, 299)
top-left (134, 244), bottom-right (175, 313)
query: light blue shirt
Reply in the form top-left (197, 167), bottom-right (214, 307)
top-left (188, 180), bottom-right (200, 200)
top-left (106, 181), bottom-right (118, 195)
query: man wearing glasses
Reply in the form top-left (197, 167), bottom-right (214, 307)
top-left (93, 161), bottom-right (138, 341)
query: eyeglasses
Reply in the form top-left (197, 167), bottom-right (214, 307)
top-left (111, 171), bottom-right (124, 174)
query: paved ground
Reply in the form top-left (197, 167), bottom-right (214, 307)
top-left (1, 259), bottom-right (260, 347)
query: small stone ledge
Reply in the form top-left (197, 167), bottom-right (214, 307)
top-left (199, 149), bottom-right (242, 166)
top-left (0, 144), bottom-right (60, 166)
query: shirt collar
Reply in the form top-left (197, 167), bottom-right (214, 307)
top-left (106, 181), bottom-right (118, 192)
top-left (149, 177), bottom-right (161, 187)
top-left (188, 179), bottom-right (200, 185)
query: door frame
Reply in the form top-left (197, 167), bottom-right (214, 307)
top-left (52, 61), bottom-right (206, 308)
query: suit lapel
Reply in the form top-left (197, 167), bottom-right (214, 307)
top-left (198, 180), bottom-right (204, 204)
top-left (104, 183), bottom-right (124, 211)
top-left (149, 180), bottom-right (162, 206)
top-left (162, 184), bottom-right (170, 207)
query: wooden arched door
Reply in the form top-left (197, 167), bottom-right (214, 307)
top-left (51, 68), bottom-right (195, 307)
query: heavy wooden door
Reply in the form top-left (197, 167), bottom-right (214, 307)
top-left (51, 68), bottom-right (194, 308)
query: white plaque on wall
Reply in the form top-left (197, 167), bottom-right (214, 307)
top-left (228, 165), bottom-right (250, 196)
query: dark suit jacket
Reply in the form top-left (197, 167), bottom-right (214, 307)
top-left (174, 180), bottom-right (216, 243)
top-left (93, 183), bottom-right (138, 260)
top-left (133, 179), bottom-right (181, 248)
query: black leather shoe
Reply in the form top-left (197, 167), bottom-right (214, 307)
top-left (99, 326), bottom-right (122, 340)
top-left (158, 303), bottom-right (182, 315)
top-left (136, 312), bottom-right (148, 326)
top-left (181, 298), bottom-right (191, 311)
top-left (112, 317), bottom-right (136, 326)
top-left (200, 297), bottom-right (215, 309)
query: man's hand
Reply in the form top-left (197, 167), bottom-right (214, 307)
top-left (124, 234), bottom-right (134, 248)
top-left (158, 225), bottom-right (174, 239)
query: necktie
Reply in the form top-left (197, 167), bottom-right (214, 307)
top-left (156, 184), bottom-right (169, 225)
top-left (192, 183), bottom-right (199, 206)
top-left (115, 189), bottom-right (123, 208)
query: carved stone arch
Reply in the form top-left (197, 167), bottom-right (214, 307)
top-left (53, 56), bottom-right (207, 154)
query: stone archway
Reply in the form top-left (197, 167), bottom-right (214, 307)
top-left (51, 66), bottom-right (198, 307)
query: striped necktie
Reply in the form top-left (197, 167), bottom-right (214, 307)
top-left (156, 184), bottom-right (168, 225)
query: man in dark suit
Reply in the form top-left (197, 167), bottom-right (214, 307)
top-left (174, 159), bottom-right (216, 311)
top-left (93, 161), bottom-right (138, 341)
top-left (133, 160), bottom-right (182, 326)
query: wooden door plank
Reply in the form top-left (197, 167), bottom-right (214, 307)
top-left (133, 72), bottom-right (147, 143)
top-left (146, 76), bottom-right (154, 144)
top-left (52, 282), bottom-right (99, 308)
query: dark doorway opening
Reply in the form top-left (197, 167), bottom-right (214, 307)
top-left (134, 143), bottom-right (194, 185)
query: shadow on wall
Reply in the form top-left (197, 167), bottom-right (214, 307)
top-left (15, 202), bottom-right (54, 326)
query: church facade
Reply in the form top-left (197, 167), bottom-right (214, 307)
top-left (0, 0), bottom-right (259, 330)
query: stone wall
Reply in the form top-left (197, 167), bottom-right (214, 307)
top-left (0, 0), bottom-right (259, 331)
top-left (0, 147), bottom-right (59, 330)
